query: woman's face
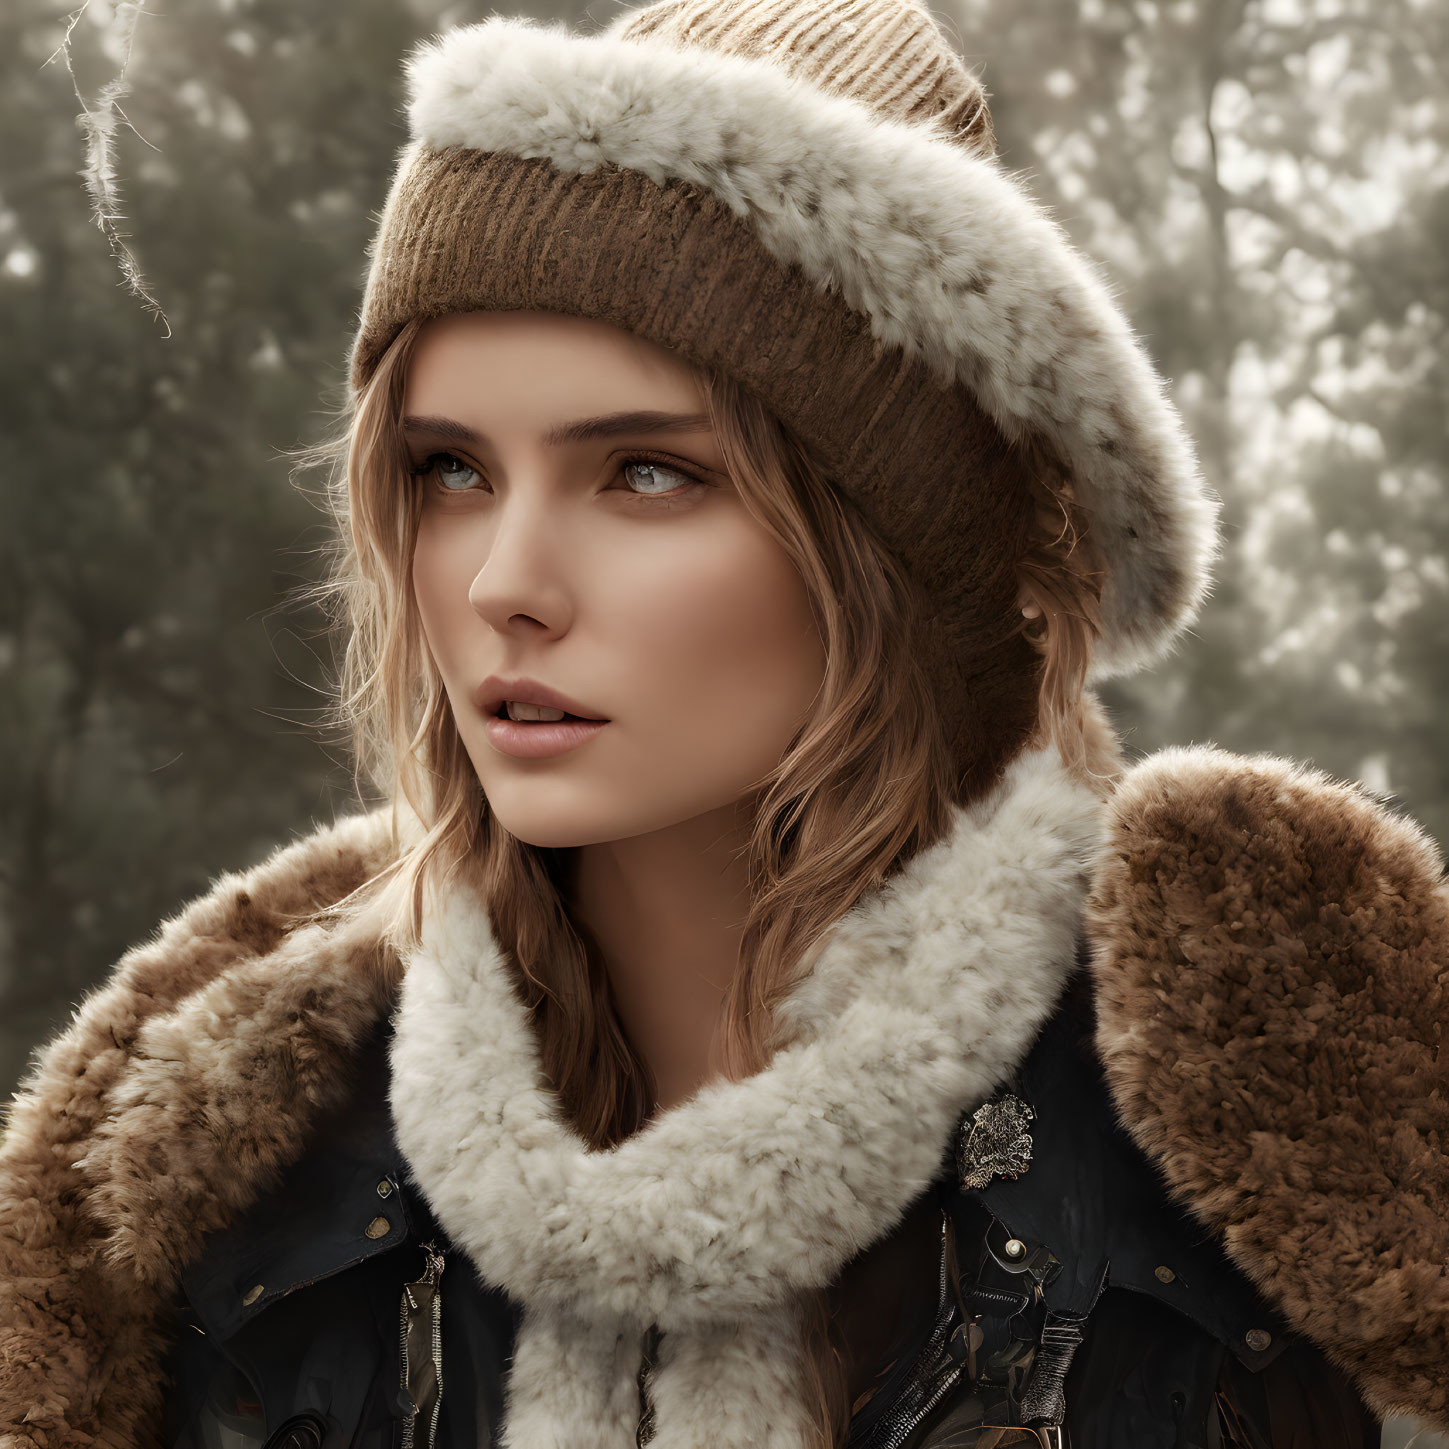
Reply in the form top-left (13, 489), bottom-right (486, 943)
top-left (405, 310), bottom-right (827, 849)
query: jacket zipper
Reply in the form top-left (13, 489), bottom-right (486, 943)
top-left (636, 1321), bottom-right (663, 1447)
top-left (849, 1210), bottom-right (968, 1449)
top-left (399, 1241), bottom-right (446, 1449)
top-left (636, 1216), bottom-right (967, 1449)
top-left (633, 1218), bottom-right (966, 1449)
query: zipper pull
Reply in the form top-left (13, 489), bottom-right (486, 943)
top-left (636, 1321), bottom-right (664, 1447)
top-left (398, 1241), bottom-right (446, 1449)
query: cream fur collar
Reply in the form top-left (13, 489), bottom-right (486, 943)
top-left (389, 742), bottom-right (1106, 1448)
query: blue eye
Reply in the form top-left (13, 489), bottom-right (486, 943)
top-left (621, 460), bottom-right (695, 497)
top-left (409, 452), bottom-right (706, 502)
top-left (411, 452), bottom-right (480, 491)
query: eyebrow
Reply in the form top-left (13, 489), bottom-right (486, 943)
top-left (402, 409), bottom-right (713, 449)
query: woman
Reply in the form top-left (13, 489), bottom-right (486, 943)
top-left (2, 1), bottom-right (1445, 1446)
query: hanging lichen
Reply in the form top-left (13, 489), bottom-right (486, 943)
top-left (46, 0), bottom-right (171, 334)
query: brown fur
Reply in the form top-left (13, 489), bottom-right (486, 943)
top-left (1087, 746), bottom-right (1449, 1430)
top-left (0, 809), bottom-right (400, 1446)
top-left (2, 749), bottom-right (1445, 1442)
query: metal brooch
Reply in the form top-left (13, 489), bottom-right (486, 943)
top-left (956, 1091), bottom-right (1035, 1191)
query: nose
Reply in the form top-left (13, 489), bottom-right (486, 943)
top-left (464, 476), bottom-right (575, 636)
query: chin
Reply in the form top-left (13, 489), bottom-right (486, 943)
top-left (481, 785), bottom-right (720, 853)
top-left (478, 788), bottom-right (619, 851)
top-left (494, 817), bottom-right (607, 851)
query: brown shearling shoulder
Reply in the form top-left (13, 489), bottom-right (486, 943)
top-left (1086, 745), bottom-right (1448, 1431)
top-left (0, 805), bottom-right (404, 1447)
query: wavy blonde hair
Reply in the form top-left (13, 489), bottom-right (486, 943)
top-left (292, 314), bottom-right (1113, 1447)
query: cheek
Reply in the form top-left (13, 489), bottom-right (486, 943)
top-left (411, 516), bottom-right (478, 677)
top-left (612, 523), bottom-right (822, 721)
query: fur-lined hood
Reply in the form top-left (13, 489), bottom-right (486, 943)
top-left (1, 743), bottom-right (1445, 1444)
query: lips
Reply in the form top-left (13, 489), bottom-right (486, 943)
top-left (485, 712), bottom-right (609, 760)
top-left (496, 705), bottom-right (591, 722)
top-left (476, 675), bottom-right (609, 722)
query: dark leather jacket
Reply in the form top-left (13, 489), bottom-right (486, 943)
top-left (159, 972), bottom-right (1381, 1449)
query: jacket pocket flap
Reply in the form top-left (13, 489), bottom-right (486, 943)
top-left (182, 1153), bottom-right (413, 1339)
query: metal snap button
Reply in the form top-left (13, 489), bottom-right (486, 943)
top-left (1003, 1238), bottom-right (1026, 1259)
top-left (1154, 1265), bottom-right (1176, 1283)
top-left (241, 1283), bottom-right (264, 1306)
top-left (377, 1178), bottom-right (394, 1198)
top-left (1245, 1328), bottom-right (1272, 1352)
top-left (365, 1215), bottom-right (392, 1240)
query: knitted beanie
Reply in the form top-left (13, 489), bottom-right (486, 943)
top-left (350, 0), bottom-right (1220, 794)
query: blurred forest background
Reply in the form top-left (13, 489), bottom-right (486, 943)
top-left (2, 0), bottom-right (1446, 1441)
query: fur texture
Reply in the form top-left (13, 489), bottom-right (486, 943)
top-left (388, 742), bottom-right (1103, 1446)
top-left (0, 747), bottom-right (1444, 1442)
top-left (0, 809), bottom-right (402, 1446)
top-left (1087, 747), bottom-right (1449, 1430)
top-left (399, 16), bottom-right (1221, 681)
